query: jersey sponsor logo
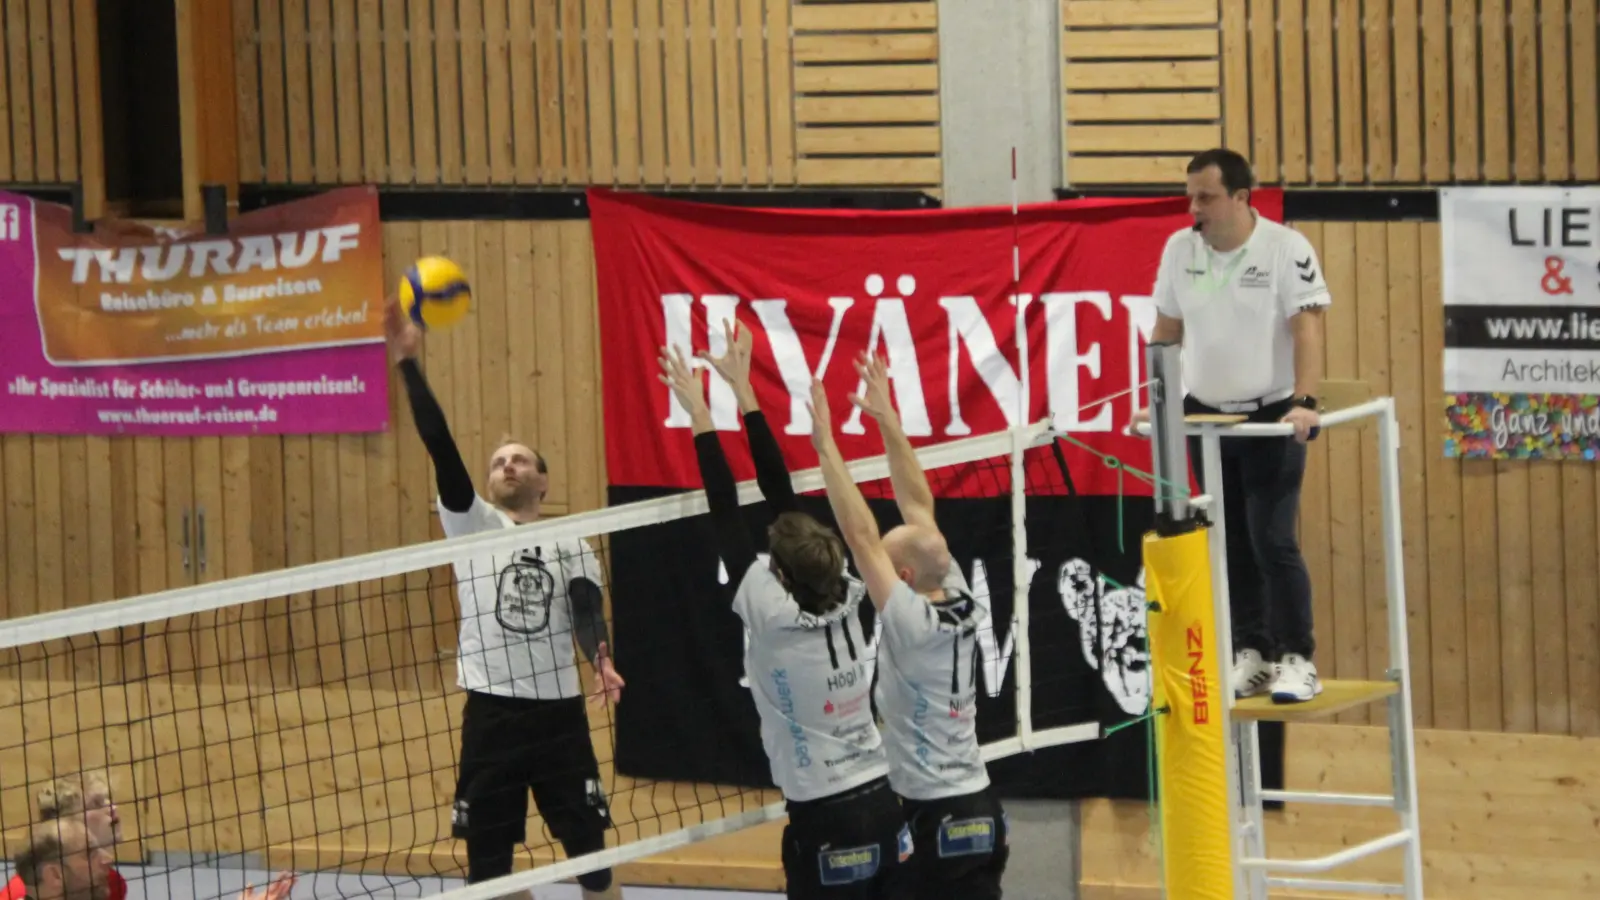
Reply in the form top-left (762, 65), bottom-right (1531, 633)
top-left (817, 843), bottom-right (881, 886)
top-left (1059, 559), bottom-right (1150, 715)
top-left (495, 549), bottom-right (555, 635)
top-left (772, 668), bottom-right (812, 768)
top-left (450, 799), bottom-right (470, 828)
top-left (1239, 265), bottom-right (1272, 288)
top-left (936, 816), bottom-right (997, 858)
top-left (826, 661), bottom-right (867, 691)
top-left (911, 689), bottom-right (935, 767)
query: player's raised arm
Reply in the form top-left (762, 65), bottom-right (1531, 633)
top-left (659, 345), bottom-right (759, 582)
top-left (809, 380), bottom-right (896, 612)
top-left (850, 352), bottom-right (935, 530)
top-left (701, 320), bottom-right (798, 514)
top-left (386, 298), bottom-right (476, 514)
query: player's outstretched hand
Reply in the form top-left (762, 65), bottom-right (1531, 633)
top-left (384, 295), bottom-right (421, 363)
top-left (847, 352), bottom-right (895, 423)
top-left (658, 345), bottom-right (709, 415)
top-left (808, 378), bottom-right (834, 452)
top-left (589, 641), bottom-right (626, 707)
top-left (700, 319), bottom-right (755, 399)
top-left (239, 871), bottom-right (297, 900)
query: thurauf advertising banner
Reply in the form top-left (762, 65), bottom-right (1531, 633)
top-left (0, 186), bottom-right (389, 436)
top-left (590, 188), bottom-right (1288, 801)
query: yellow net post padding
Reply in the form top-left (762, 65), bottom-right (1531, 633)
top-left (1144, 526), bottom-right (1234, 899)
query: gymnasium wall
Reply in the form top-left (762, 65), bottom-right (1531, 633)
top-left (1062, 0), bottom-right (1600, 186)
top-left (229, 0), bottom-right (941, 192)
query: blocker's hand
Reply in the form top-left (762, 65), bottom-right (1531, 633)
top-left (658, 345), bottom-right (709, 415)
top-left (847, 352), bottom-right (896, 423)
top-left (1281, 405), bottom-right (1320, 443)
top-left (700, 319), bottom-right (755, 398)
top-left (808, 378), bottom-right (834, 452)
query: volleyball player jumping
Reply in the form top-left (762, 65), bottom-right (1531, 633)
top-left (658, 324), bottom-right (910, 899)
top-left (823, 353), bottom-right (1010, 898)
top-left (387, 299), bottom-right (625, 900)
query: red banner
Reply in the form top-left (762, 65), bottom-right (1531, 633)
top-left (589, 188), bottom-right (1285, 497)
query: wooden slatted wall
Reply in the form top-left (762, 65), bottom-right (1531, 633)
top-left (233, 0), bottom-right (939, 191)
top-left (0, 0), bottom-right (102, 187)
top-left (1291, 219), bottom-right (1600, 737)
top-left (1061, 0), bottom-right (1223, 185)
top-left (1064, 0), bottom-right (1600, 186)
top-left (792, 0), bottom-right (942, 188)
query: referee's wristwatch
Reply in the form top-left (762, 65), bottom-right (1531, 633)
top-left (1291, 394), bottom-right (1318, 411)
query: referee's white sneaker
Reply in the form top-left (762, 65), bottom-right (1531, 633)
top-left (1271, 653), bottom-right (1323, 703)
top-left (1231, 648), bottom-right (1276, 699)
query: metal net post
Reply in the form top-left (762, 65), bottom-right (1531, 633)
top-left (1146, 340), bottom-right (1197, 535)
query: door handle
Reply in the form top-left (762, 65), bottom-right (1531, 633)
top-left (197, 505), bottom-right (207, 576)
top-left (181, 508), bottom-right (191, 573)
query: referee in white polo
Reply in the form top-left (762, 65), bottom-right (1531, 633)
top-left (1136, 148), bottom-right (1328, 704)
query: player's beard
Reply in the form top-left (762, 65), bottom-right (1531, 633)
top-left (492, 479), bottom-right (536, 513)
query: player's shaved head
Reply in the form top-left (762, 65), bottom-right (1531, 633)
top-left (882, 524), bottom-right (951, 593)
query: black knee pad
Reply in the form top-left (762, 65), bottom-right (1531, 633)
top-left (560, 831), bottom-right (611, 892)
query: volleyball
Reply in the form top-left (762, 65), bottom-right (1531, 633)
top-left (398, 256), bottom-right (472, 330)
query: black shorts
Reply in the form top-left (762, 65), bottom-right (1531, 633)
top-left (899, 788), bottom-right (1008, 900)
top-left (451, 691), bottom-right (609, 854)
top-left (781, 777), bottom-right (911, 900)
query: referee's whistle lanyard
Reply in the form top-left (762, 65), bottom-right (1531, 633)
top-left (1194, 242), bottom-right (1249, 295)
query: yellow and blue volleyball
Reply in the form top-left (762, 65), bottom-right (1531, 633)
top-left (399, 256), bottom-right (472, 330)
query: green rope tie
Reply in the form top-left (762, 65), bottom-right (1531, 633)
top-left (1102, 705), bottom-right (1167, 737)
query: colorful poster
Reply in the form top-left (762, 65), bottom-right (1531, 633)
top-left (1442, 186), bottom-right (1600, 458)
top-left (0, 186), bottom-right (390, 436)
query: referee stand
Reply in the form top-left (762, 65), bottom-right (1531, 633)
top-left (1142, 342), bottom-right (1425, 900)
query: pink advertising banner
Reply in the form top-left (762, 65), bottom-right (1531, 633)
top-left (0, 187), bottom-right (391, 436)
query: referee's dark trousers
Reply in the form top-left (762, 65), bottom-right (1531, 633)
top-left (1184, 394), bottom-right (1315, 662)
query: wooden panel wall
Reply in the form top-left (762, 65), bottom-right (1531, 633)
top-left (232, 0), bottom-right (940, 191)
top-left (1061, 0), bottom-right (1223, 184)
top-left (1063, 0), bottom-right (1600, 186)
top-left (0, 0), bottom-right (102, 188)
top-left (1292, 219), bottom-right (1600, 738)
top-left (792, 0), bottom-right (942, 187)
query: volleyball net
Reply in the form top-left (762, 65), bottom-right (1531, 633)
top-left (0, 416), bottom-right (1156, 900)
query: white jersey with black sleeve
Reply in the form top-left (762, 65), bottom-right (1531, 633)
top-left (733, 559), bottom-right (890, 802)
top-left (873, 561), bottom-right (992, 801)
top-left (439, 495), bottom-right (597, 700)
